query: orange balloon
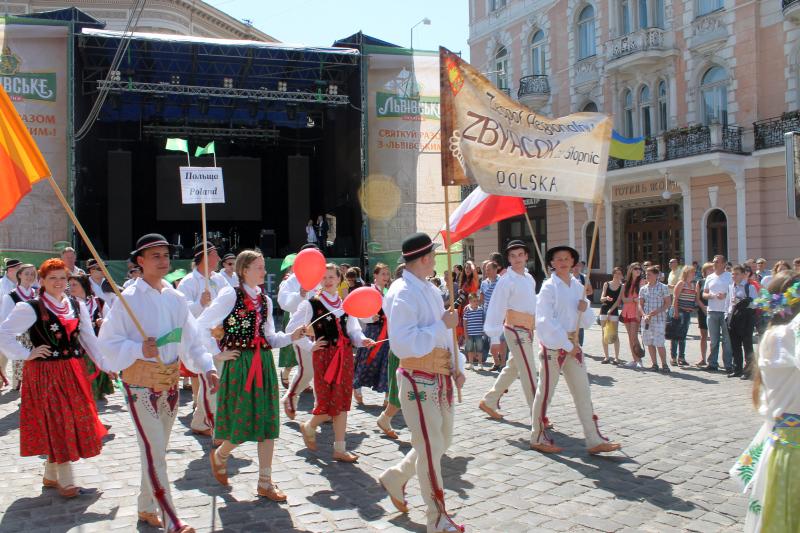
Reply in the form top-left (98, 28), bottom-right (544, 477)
top-left (343, 286), bottom-right (383, 318)
top-left (293, 248), bottom-right (326, 291)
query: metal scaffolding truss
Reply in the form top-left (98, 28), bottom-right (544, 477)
top-left (142, 124), bottom-right (280, 139)
top-left (98, 80), bottom-right (350, 105)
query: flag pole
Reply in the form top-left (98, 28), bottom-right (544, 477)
top-left (522, 211), bottom-right (547, 274)
top-left (44, 176), bottom-right (162, 363)
top-left (188, 149), bottom-right (210, 293)
top-left (443, 184), bottom-right (462, 403)
top-left (572, 200), bottom-right (603, 349)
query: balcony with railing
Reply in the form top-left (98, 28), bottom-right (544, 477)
top-left (517, 75), bottom-right (549, 110)
top-left (607, 124), bottom-right (745, 171)
top-left (784, 0), bottom-right (800, 22)
top-left (754, 111), bottom-right (800, 150)
top-left (605, 28), bottom-right (674, 72)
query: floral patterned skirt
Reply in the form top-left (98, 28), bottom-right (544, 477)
top-left (352, 322), bottom-right (390, 393)
top-left (731, 412), bottom-right (800, 533)
top-left (278, 313), bottom-right (298, 368)
top-left (20, 358), bottom-right (107, 463)
top-left (386, 353), bottom-right (401, 409)
top-left (312, 342), bottom-right (354, 417)
top-left (215, 349), bottom-right (280, 444)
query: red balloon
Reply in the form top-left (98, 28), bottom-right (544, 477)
top-left (293, 248), bottom-right (326, 291)
top-left (343, 286), bottom-right (383, 318)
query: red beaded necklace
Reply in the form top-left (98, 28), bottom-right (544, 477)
top-left (15, 285), bottom-right (34, 301)
top-left (43, 293), bottom-right (70, 316)
top-left (320, 291), bottom-right (341, 308)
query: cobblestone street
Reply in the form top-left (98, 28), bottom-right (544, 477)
top-left (0, 320), bottom-right (757, 532)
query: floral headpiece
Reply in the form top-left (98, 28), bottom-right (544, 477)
top-left (753, 280), bottom-right (800, 318)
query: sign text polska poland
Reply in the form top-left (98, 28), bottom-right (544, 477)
top-left (180, 167), bottom-right (225, 204)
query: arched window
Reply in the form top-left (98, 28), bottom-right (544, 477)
top-left (578, 5), bottom-right (596, 60)
top-left (698, 0), bottom-right (724, 17)
top-left (706, 209), bottom-right (728, 260)
top-left (639, 85), bottom-right (652, 138)
top-left (657, 80), bottom-right (668, 132)
top-left (495, 46), bottom-right (509, 90)
top-left (700, 66), bottom-right (728, 125)
top-left (621, 0), bottom-right (632, 34)
top-left (623, 89), bottom-right (634, 137)
top-left (585, 222), bottom-right (600, 269)
top-left (583, 101), bottom-right (598, 112)
top-left (638, 0), bottom-right (648, 29)
top-left (530, 31), bottom-right (546, 75)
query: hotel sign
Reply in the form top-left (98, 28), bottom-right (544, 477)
top-left (612, 179), bottom-right (681, 202)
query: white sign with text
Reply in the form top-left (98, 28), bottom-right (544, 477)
top-left (180, 166), bottom-right (225, 204)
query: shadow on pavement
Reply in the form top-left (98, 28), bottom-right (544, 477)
top-left (214, 493), bottom-right (312, 532)
top-left (0, 490), bottom-right (113, 533)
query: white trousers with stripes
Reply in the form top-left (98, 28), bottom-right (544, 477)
top-left (482, 326), bottom-right (537, 414)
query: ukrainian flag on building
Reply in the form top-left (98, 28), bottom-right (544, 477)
top-left (610, 129), bottom-right (645, 161)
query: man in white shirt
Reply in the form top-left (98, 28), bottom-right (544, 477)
top-left (218, 253), bottom-right (239, 288)
top-left (98, 233), bottom-right (218, 533)
top-left (279, 243), bottom-right (322, 419)
top-left (61, 247), bottom-right (85, 276)
top-left (379, 233), bottom-right (466, 533)
top-left (123, 265), bottom-right (142, 289)
top-left (530, 246), bottom-right (621, 456)
top-left (0, 258), bottom-right (21, 296)
top-left (86, 258), bottom-right (117, 309)
top-left (177, 242), bottom-right (230, 438)
top-left (479, 241), bottom-right (537, 421)
top-left (702, 254), bottom-right (733, 372)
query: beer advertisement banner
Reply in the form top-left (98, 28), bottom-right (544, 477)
top-left (364, 46), bottom-right (449, 253)
top-left (440, 47), bottom-right (612, 203)
top-left (0, 20), bottom-right (69, 251)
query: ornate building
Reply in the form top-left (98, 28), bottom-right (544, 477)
top-left (468, 0), bottom-right (800, 274)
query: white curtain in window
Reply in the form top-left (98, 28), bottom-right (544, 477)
top-left (624, 89), bottom-right (634, 136)
top-left (531, 31), bottom-right (545, 75)
top-left (578, 6), bottom-right (596, 59)
top-left (698, 0), bottom-right (723, 16)
top-left (701, 66), bottom-right (728, 125)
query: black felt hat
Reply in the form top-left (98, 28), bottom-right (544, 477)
top-left (130, 233), bottom-right (175, 261)
top-left (299, 243), bottom-right (319, 251)
top-left (86, 258), bottom-right (105, 271)
top-left (4, 258), bottom-right (21, 269)
top-left (505, 239), bottom-right (530, 257)
top-left (401, 232), bottom-right (439, 262)
top-left (192, 241), bottom-right (217, 258)
top-left (221, 252), bottom-right (236, 262)
top-left (545, 246), bottom-right (580, 267)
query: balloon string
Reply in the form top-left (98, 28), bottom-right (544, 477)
top-left (308, 311), bottom-right (333, 329)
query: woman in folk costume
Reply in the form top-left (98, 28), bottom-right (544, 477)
top-left (68, 274), bottom-right (114, 401)
top-left (292, 263), bottom-right (374, 462)
top-left (374, 264), bottom-right (406, 440)
top-left (200, 250), bottom-right (305, 500)
top-left (277, 255), bottom-right (299, 388)
top-left (352, 263), bottom-right (391, 405)
top-left (0, 259), bottom-right (107, 498)
top-left (730, 271), bottom-right (800, 533)
top-left (0, 263), bottom-right (38, 390)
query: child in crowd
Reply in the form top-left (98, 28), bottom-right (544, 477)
top-left (463, 293), bottom-right (485, 370)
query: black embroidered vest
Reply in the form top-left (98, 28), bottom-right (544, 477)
top-left (308, 297), bottom-right (349, 344)
top-left (221, 288), bottom-right (272, 350)
top-left (26, 297), bottom-right (83, 361)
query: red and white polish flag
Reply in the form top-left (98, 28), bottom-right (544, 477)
top-left (441, 187), bottom-right (527, 245)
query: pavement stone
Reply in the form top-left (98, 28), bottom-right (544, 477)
top-left (0, 318), bottom-right (758, 532)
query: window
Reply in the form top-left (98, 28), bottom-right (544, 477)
top-left (639, 85), bottom-right (652, 138)
top-left (706, 209), bottom-right (728, 260)
top-left (654, 0), bottom-right (665, 28)
top-left (621, 0), bottom-right (632, 34)
top-left (530, 31), bottom-right (546, 75)
top-left (490, 0), bottom-right (507, 12)
top-left (583, 101), bottom-right (598, 112)
top-left (623, 89), bottom-right (634, 136)
top-left (657, 80), bottom-right (668, 132)
top-left (495, 47), bottom-right (509, 89)
top-left (638, 0), bottom-right (648, 29)
top-left (700, 66), bottom-right (728, 125)
top-left (585, 222), bottom-right (600, 270)
top-left (697, 0), bottom-right (724, 17)
top-left (578, 5), bottom-right (596, 60)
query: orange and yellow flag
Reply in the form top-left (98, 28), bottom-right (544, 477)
top-left (0, 86), bottom-right (50, 221)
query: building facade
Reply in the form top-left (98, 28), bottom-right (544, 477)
top-left (468, 0), bottom-right (800, 274)
top-left (3, 1), bottom-right (275, 41)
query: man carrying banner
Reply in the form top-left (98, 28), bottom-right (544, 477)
top-left (99, 233), bottom-right (219, 533)
top-left (280, 243), bottom-right (322, 420)
top-left (379, 233), bottom-right (465, 533)
top-left (177, 241), bottom-right (230, 438)
top-left (479, 240), bottom-right (538, 421)
top-left (530, 246), bottom-right (621, 455)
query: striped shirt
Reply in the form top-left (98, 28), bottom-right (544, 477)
top-left (481, 277), bottom-right (498, 311)
top-left (463, 305), bottom-right (485, 336)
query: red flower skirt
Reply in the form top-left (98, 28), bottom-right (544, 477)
top-left (312, 342), bottom-right (354, 417)
top-left (20, 358), bottom-right (107, 463)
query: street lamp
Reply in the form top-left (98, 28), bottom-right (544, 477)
top-left (410, 17), bottom-right (431, 50)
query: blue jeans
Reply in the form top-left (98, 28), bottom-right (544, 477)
top-left (707, 311), bottom-right (732, 369)
top-left (669, 310), bottom-right (692, 358)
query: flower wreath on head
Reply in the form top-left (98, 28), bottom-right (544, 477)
top-left (753, 280), bottom-right (800, 319)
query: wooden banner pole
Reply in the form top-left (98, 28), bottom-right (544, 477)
top-left (572, 201), bottom-right (603, 348)
top-left (523, 211), bottom-right (548, 274)
top-left (443, 184), bottom-right (462, 403)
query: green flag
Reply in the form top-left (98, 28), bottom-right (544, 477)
top-left (194, 141), bottom-right (215, 157)
top-left (165, 138), bottom-right (188, 153)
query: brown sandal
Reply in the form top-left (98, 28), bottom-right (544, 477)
top-left (300, 422), bottom-right (317, 451)
top-left (588, 442), bottom-right (622, 455)
top-left (257, 482), bottom-right (287, 502)
top-left (333, 451), bottom-right (358, 463)
top-left (209, 449), bottom-right (228, 486)
top-left (283, 397), bottom-right (296, 421)
top-left (42, 476), bottom-right (58, 488)
top-left (377, 419), bottom-right (399, 440)
top-left (530, 442), bottom-right (563, 454)
top-left (57, 484), bottom-right (80, 498)
top-left (138, 511), bottom-right (163, 528)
